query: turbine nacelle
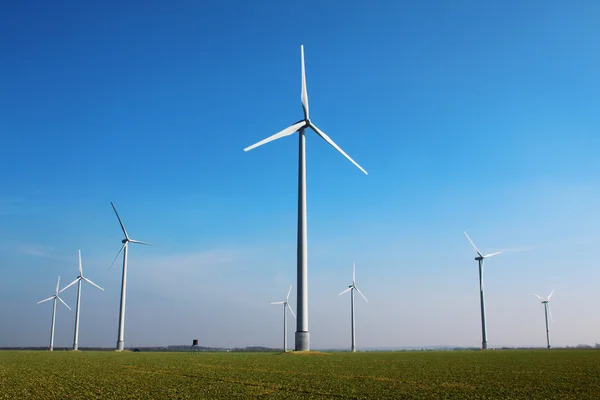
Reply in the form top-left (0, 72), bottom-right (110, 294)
top-left (534, 290), bottom-right (555, 323)
top-left (271, 285), bottom-right (296, 319)
top-left (464, 232), bottom-right (502, 261)
top-left (534, 290), bottom-right (554, 304)
top-left (60, 250), bottom-right (104, 294)
top-left (339, 262), bottom-right (368, 302)
top-left (37, 276), bottom-right (71, 311)
top-left (243, 46), bottom-right (368, 176)
top-left (109, 203), bottom-right (151, 271)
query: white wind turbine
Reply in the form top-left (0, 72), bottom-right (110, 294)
top-left (533, 290), bottom-right (555, 349)
top-left (110, 202), bottom-right (150, 351)
top-left (338, 262), bottom-right (368, 352)
top-left (60, 250), bottom-right (104, 350)
top-left (464, 232), bottom-right (502, 350)
top-left (244, 45), bottom-right (368, 351)
top-left (271, 285), bottom-right (296, 352)
top-left (37, 276), bottom-right (71, 351)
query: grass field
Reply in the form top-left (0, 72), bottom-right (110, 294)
top-left (0, 349), bottom-right (599, 399)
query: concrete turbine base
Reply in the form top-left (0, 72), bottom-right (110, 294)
top-left (117, 341), bottom-right (124, 351)
top-left (295, 331), bottom-right (310, 351)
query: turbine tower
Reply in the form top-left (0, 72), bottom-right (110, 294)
top-left (37, 276), bottom-right (71, 351)
top-left (244, 45), bottom-right (368, 351)
top-left (60, 250), bottom-right (104, 350)
top-left (533, 290), bottom-right (554, 349)
top-left (110, 202), bottom-right (150, 351)
top-left (271, 285), bottom-right (296, 352)
top-left (338, 262), bottom-right (368, 352)
top-left (464, 232), bottom-right (502, 350)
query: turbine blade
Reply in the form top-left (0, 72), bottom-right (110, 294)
top-left (548, 304), bottom-right (554, 322)
top-left (78, 249), bottom-right (83, 275)
top-left (309, 123), bottom-right (368, 175)
top-left (300, 45), bottom-right (309, 120)
top-left (533, 294), bottom-right (546, 302)
top-left (271, 301), bottom-right (285, 305)
top-left (129, 240), bottom-right (152, 246)
top-left (483, 251), bottom-right (502, 258)
top-left (287, 303), bottom-right (296, 319)
top-left (111, 202), bottom-right (129, 240)
top-left (353, 262), bottom-right (356, 285)
top-left (463, 232), bottom-right (483, 258)
top-left (37, 296), bottom-right (54, 304)
top-left (60, 278), bottom-right (80, 293)
top-left (108, 243), bottom-right (126, 272)
top-left (355, 287), bottom-right (369, 303)
top-left (286, 285), bottom-right (292, 302)
top-left (55, 276), bottom-right (61, 295)
top-left (547, 289), bottom-right (555, 301)
top-left (338, 287), bottom-right (352, 296)
top-left (244, 121), bottom-right (306, 152)
top-left (82, 277), bottom-right (104, 291)
top-left (57, 296), bottom-right (71, 311)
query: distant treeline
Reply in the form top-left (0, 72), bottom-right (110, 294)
top-left (2, 344), bottom-right (599, 351)
top-left (0, 345), bottom-right (280, 352)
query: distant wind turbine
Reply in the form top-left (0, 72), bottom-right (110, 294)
top-left (244, 45), bottom-right (368, 351)
top-left (533, 290), bottom-right (555, 349)
top-left (464, 232), bottom-right (502, 350)
top-left (110, 202), bottom-right (151, 351)
top-left (271, 285), bottom-right (296, 352)
top-left (60, 250), bottom-right (104, 350)
top-left (339, 262), bottom-right (368, 352)
top-left (37, 276), bottom-right (71, 351)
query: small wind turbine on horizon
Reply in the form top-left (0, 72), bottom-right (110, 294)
top-left (37, 276), bottom-right (71, 351)
top-left (338, 262), bottom-right (368, 352)
top-left (464, 232), bottom-right (502, 350)
top-left (533, 290), bottom-right (555, 349)
top-left (110, 202), bottom-right (151, 351)
top-left (60, 250), bottom-right (104, 350)
top-left (244, 45), bottom-right (368, 351)
top-left (271, 285), bottom-right (296, 352)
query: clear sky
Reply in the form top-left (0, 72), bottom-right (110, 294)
top-left (1, 1), bottom-right (599, 350)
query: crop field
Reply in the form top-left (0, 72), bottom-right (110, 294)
top-left (0, 349), bottom-right (599, 399)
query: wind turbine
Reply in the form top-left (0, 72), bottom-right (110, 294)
top-left (338, 262), bottom-right (368, 352)
top-left (464, 232), bottom-right (502, 350)
top-left (271, 285), bottom-right (296, 352)
top-left (37, 276), bottom-right (71, 351)
top-left (110, 202), bottom-right (150, 351)
top-left (244, 45), bottom-right (368, 351)
top-left (533, 290), bottom-right (554, 349)
top-left (60, 250), bottom-right (104, 350)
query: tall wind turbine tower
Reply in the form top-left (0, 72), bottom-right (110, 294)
top-left (271, 285), bottom-right (296, 352)
top-left (464, 232), bottom-right (502, 350)
top-left (110, 202), bottom-right (150, 351)
top-left (338, 262), bottom-right (368, 352)
top-left (244, 45), bottom-right (368, 351)
top-left (533, 290), bottom-right (554, 349)
top-left (37, 276), bottom-right (71, 351)
top-left (60, 250), bottom-right (104, 350)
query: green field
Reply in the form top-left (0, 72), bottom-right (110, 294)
top-left (1, 350), bottom-right (599, 399)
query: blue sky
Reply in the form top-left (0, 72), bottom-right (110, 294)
top-left (1, 1), bottom-right (599, 349)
